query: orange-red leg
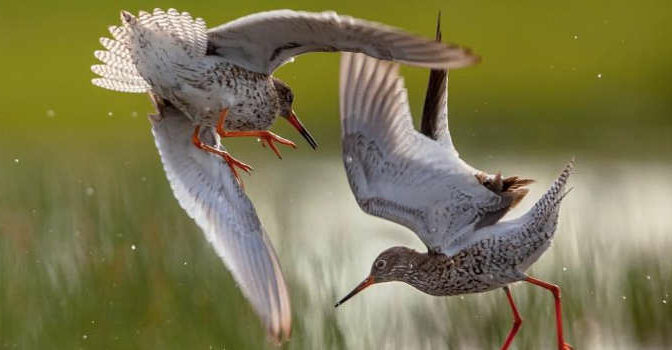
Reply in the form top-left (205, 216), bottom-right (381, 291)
top-left (525, 277), bottom-right (573, 350)
top-left (500, 286), bottom-right (523, 350)
top-left (192, 125), bottom-right (252, 187)
top-left (216, 109), bottom-right (296, 159)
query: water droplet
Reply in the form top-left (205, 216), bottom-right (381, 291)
top-left (91, 320), bottom-right (95, 325)
top-left (107, 112), bottom-right (113, 117)
top-left (597, 73), bottom-right (603, 78)
top-left (562, 267), bottom-right (568, 272)
top-left (345, 155), bottom-right (353, 163)
top-left (13, 158), bottom-right (19, 164)
top-left (431, 227), bottom-right (438, 233)
top-left (572, 34), bottom-right (579, 40)
top-left (82, 334), bottom-right (88, 340)
top-left (663, 299), bottom-right (668, 304)
top-left (85, 187), bottom-right (95, 196)
top-left (183, 261), bottom-right (188, 266)
top-left (131, 244), bottom-right (136, 251)
top-left (141, 176), bottom-right (147, 182)
top-left (131, 111), bottom-right (138, 118)
top-left (621, 295), bottom-right (627, 300)
top-left (46, 109), bottom-right (56, 118)
top-left (646, 275), bottom-right (651, 280)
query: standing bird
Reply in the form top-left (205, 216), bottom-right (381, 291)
top-left (335, 51), bottom-right (574, 349)
top-left (91, 8), bottom-right (480, 183)
top-left (148, 94), bottom-right (291, 343)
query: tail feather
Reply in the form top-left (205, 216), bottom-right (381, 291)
top-left (472, 172), bottom-right (534, 229)
top-left (91, 8), bottom-right (207, 94)
top-left (91, 78), bottom-right (148, 93)
top-left (528, 159), bottom-right (575, 226)
top-left (476, 173), bottom-right (534, 210)
top-left (91, 65), bottom-right (146, 83)
top-left (99, 37), bottom-right (132, 59)
top-left (108, 25), bottom-right (129, 43)
top-left (93, 51), bottom-right (139, 73)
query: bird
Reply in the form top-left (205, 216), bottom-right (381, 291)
top-left (334, 48), bottom-right (574, 350)
top-left (147, 93), bottom-right (291, 343)
top-left (91, 8), bottom-right (480, 184)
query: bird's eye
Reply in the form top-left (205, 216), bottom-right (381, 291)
top-left (375, 260), bottom-right (386, 269)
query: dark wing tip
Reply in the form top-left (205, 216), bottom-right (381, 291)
top-left (435, 11), bottom-right (442, 41)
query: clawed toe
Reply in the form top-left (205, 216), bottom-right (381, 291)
top-left (260, 132), bottom-right (296, 159)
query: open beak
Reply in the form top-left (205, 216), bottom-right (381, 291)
top-left (334, 275), bottom-right (375, 308)
top-left (286, 110), bottom-right (318, 150)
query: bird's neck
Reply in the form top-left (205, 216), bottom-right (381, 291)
top-left (399, 251), bottom-right (454, 296)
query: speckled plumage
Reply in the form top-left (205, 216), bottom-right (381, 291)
top-left (104, 9), bottom-right (282, 131)
top-left (92, 8), bottom-right (483, 139)
top-left (361, 162), bottom-right (572, 297)
top-left (158, 59), bottom-right (281, 130)
top-left (336, 50), bottom-right (574, 350)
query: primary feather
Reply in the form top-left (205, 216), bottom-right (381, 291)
top-left (148, 96), bottom-right (292, 343)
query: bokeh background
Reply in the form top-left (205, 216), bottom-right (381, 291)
top-left (1, 0), bottom-right (670, 349)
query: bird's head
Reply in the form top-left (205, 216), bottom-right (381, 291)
top-left (272, 78), bottom-right (318, 149)
top-left (334, 246), bottom-right (418, 307)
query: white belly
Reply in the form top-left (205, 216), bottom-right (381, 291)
top-left (169, 57), bottom-right (279, 130)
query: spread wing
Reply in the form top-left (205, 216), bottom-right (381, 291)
top-left (420, 13), bottom-right (457, 153)
top-left (148, 96), bottom-right (291, 343)
top-left (340, 53), bottom-right (509, 254)
top-left (207, 10), bottom-right (479, 75)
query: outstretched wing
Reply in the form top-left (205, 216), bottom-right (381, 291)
top-left (340, 53), bottom-right (508, 254)
top-left (148, 96), bottom-right (291, 343)
top-left (420, 13), bottom-right (457, 153)
top-left (207, 10), bottom-right (479, 75)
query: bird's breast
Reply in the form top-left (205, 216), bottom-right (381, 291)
top-left (407, 241), bottom-right (525, 296)
top-left (172, 60), bottom-right (279, 130)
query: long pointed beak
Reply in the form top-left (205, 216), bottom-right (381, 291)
top-left (286, 111), bottom-right (318, 150)
top-left (334, 275), bottom-right (375, 308)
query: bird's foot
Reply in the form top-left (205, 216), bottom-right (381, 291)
top-left (192, 125), bottom-right (252, 188)
top-left (220, 152), bottom-right (253, 186)
top-left (257, 131), bottom-right (296, 159)
top-left (216, 108), bottom-right (296, 159)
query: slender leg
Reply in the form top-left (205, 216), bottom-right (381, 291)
top-left (192, 125), bottom-right (252, 187)
top-left (525, 277), bottom-right (573, 350)
top-left (500, 286), bottom-right (523, 350)
top-left (216, 109), bottom-right (296, 159)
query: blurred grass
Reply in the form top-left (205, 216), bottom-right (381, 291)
top-left (1, 152), bottom-right (672, 348)
top-left (1, 0), bottom-right (671, 349)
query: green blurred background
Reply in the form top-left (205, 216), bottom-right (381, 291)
top-left (0, 0), bottom-right (671, 349)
